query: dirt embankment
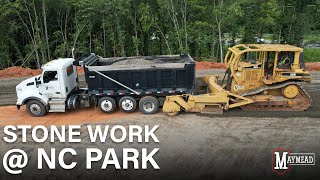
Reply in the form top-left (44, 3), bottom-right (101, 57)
top-left (305, 62), bottom-right (320, 71)
top-left (0, 66), bottom-right (84, 79)
top-left (0, 66), bottom-right (42, 79)
top-left (195, 62), bottom-right (226, 70)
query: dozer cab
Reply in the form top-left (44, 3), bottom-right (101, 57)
top-left (223, 44), bottom-right (311, 111)
top-left (162, 44), bottom-right (312, 116)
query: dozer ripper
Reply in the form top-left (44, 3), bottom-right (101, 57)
top-left (163, 44), bottom-right (312, 116)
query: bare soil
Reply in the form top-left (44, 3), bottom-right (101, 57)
top-left (196, 62), bottom-right (226, 70)
top-left (0, 106), bottom-right (137, 126)
top-left (0, 66), bottom-right (84, 79)
top-left (0, 66), bottom-right (42, 78)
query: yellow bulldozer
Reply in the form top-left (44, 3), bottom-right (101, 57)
top-left (163, 44), bottom-right (312, 116)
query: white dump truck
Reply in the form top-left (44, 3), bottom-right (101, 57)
top-left (15, 54), bottom-right (195, 117)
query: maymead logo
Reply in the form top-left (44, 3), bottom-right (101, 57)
top-left (272, 148), bottom-right (315, 175)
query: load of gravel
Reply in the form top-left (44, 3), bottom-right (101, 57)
top-left (111, 58), bottom-right (159, 66)
top-left (99, 55), bottom-right (188, 66)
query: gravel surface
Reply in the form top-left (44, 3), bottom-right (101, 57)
top-left (100, 56), bottom-right (187, 66)
top-left (0, 114), bottom-right (319, 179)
top-left (111, 59), bottom-right (159, 65)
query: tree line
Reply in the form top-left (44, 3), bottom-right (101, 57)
top-left (0, 0), bottom-right (319, 69)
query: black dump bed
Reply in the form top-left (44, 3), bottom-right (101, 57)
top-left (74, 54), bottom-right (195, 97)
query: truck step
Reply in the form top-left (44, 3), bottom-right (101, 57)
top-left (49, 109), bottom-right (66, 113)
top-left (49, 104), bottom-right (65, 108)
top-left (49, 99), bottom-right (66, 112)
top-left (49, 105), bottom-right (66, 112)
top-left (49, 99), bottom-right (66, 105)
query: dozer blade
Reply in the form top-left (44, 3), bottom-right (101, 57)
top-left (162, 75), bottom-right (255, 115)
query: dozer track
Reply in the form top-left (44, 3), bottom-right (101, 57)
top-left (239, 81), bottom-right (311, 111)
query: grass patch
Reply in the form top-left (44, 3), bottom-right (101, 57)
top-left (304, 48), bottom-right (320, 62)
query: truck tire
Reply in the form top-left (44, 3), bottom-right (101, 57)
top-left (26, 100), bottom-right (47, 117)
top-left (99, 97), bottom-right (116, 113)
top-left (67, 94), bottom-right (80, 110)
top-left (119, 96), bottom-right (137, 113)
top-left (139, 96), bottom-right (159, 114)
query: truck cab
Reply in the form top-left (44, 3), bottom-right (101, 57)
top-left (16, 58), bottom-right (78, 116)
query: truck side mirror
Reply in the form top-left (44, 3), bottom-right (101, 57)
top-left (35, 77), bottom-right (41, 87)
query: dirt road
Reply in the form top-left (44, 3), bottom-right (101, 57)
top-left (0, 106), bottom-right (139, 126)
top-left (0, 113), bottom-right (319, 179)
top-left (0, 82), bottom-right (318, 125)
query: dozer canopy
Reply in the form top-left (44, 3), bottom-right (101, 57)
top-left (224, 44), bottom-right (311, 88)
top-left (225, 44), bottom-right (303, 69)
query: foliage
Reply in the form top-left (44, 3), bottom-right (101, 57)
top-left (304, 48), bottom-right (320, 62)
top-left (0, 0), bottom-right (320, 69)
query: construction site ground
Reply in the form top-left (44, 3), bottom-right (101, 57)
top-left (1, 69), bottom-right (320, 125)
top-left (0, 68), bottom-right (319, 178)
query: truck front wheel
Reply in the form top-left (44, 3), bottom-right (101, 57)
top-left (119, 96), bottom-right (137, 113)
top-left (139, 96), bottom-right (159, 114)
top-left (26, 100), bottom-right (47, 117)
top-left (99, 97), bottom-right (116, 113)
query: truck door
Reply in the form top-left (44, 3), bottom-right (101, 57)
top-left (64, 64), bottom-right (78, 96)
top-left (40, 70), bottom-right (63, 98)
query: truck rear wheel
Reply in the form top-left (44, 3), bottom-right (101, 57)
top-left (119, 96), bottom-right (137, 113)
top-left (99, 97), bottom-right (116, 113)
top-left (139, 96), bottom-right (159, 114)
top-left (26, 100), bottom-right (47, 117)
